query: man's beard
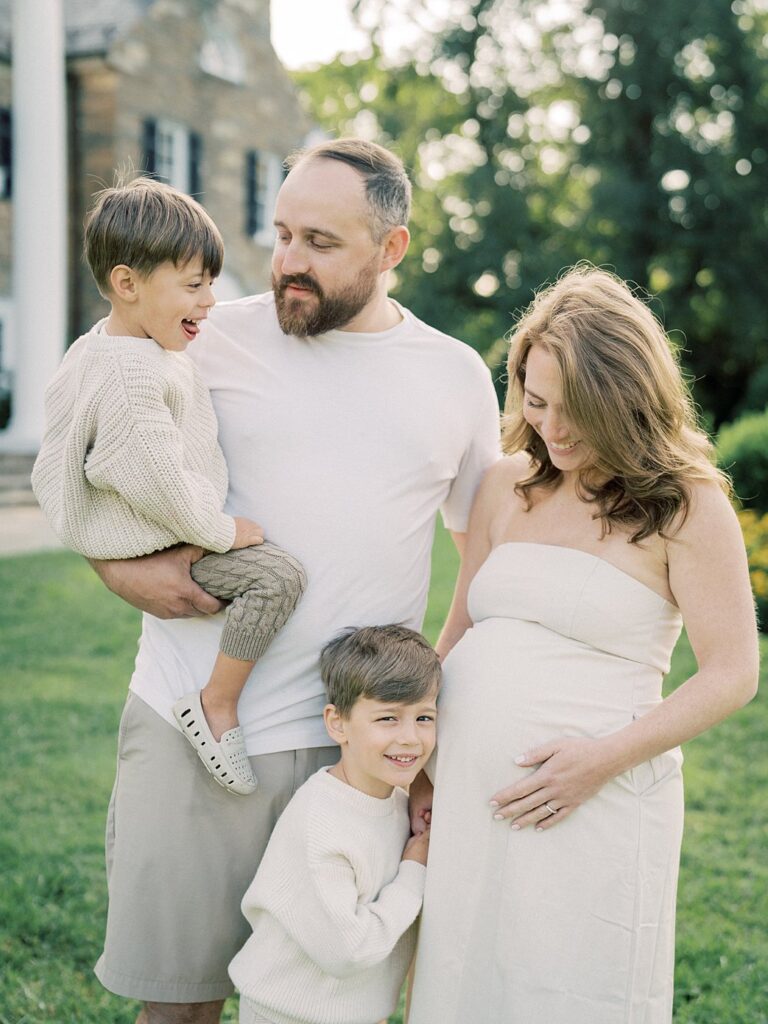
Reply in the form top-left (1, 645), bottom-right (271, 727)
top-left (272, 260), bottom-right (379, 337)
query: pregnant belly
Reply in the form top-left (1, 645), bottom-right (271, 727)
top-left (436, 617), bottom-right (662, 778)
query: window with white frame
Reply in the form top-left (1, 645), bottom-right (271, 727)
top-left (245, 150), bottom-right (283, 246)
top-left (142, 118), bottom-right (202, 196)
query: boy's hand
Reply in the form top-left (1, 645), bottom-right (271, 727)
top-left (402, 828), bottom-right (430, 866)
top-left (408, 770), bottom-right (434, 835)
top-left (89, 545), bottom-right (224, 619)
top-left (231, 517), bottom-right (265, 550)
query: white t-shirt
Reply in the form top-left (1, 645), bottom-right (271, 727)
top-left (130, 293), bottom-right (500, 754)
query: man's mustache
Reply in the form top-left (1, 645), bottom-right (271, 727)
top-left (277, 274), bottom-right (323, 298)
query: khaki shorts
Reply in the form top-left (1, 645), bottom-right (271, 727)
top-left (94, 692), bottom-right (337, 1003)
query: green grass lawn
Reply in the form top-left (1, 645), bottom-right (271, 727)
top-left (1, 532), bottom-right (766, 1023)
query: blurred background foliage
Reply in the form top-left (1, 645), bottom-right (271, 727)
top-left (293, 0), bottom-right (768, 429)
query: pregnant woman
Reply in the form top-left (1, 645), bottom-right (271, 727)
top-left (409, 266), bottom-right (758, 1023)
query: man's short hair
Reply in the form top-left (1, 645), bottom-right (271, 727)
top-left (83, 176), bottom-right (224, 297)
top-left (285, 138), bottom-right (412, 242)
top-left (320, 624), bottom-right (440, 717)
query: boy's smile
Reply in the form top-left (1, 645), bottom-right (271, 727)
top-left (325, 693), bottom-right (438, 799)
top-left (106, 257), bottom-right (216, 352)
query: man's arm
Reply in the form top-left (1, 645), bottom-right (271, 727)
top-left (89, 545), bottom-right (224, 619)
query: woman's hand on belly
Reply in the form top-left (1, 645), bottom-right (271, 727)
top-left (488, 735), bottom-right (621, 831)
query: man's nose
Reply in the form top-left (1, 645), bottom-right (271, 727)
top-left (277, 240), bottom-right (309, 277)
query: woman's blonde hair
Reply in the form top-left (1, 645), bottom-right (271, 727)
top-left (502, 264), bottom-right (729, 541)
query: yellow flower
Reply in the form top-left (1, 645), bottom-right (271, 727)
top-left (738, 508), bottom-right (768, 628)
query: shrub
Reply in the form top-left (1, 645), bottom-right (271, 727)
top-left (718, 409), bottom-right (768, 514)
top-left (738, 508), bottom-right (768, 630)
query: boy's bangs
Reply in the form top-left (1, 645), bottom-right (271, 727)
top-left (176, 227), bottom-right (224, 279)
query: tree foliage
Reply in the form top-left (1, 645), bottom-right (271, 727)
top-left (292, 0), bottom-right (768, 423)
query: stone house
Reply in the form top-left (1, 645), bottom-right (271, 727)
top-left (0, 0), bottom-right (313, 436)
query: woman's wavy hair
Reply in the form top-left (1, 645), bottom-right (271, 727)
top-left (502, 264), bottom-right (729, 542)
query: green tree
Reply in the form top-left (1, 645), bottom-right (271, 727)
top-left (294, 0), bottom-right (768, 422)
top-left (568, 0), bottom-right (768, 423)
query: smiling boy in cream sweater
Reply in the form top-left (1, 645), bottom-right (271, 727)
top-left (229, 624), bottom-right (439, 1024)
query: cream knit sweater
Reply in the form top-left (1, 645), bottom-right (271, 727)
top-left (31, 324), bottom-right (236, 559)
top-left (229, 767), bottom-right (426, 1024)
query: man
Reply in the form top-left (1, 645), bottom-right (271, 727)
top-left (91, 139), bottom-right (500, 1024)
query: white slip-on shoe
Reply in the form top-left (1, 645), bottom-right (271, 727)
top-left (172, 692), bottom-right (258, 795)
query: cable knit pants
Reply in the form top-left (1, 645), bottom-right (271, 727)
top-left (190, 542), bottom-right (306, 662)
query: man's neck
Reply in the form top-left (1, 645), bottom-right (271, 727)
top-left (340, 295), bottom-right (403, 334)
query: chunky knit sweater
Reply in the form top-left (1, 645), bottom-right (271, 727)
top-left (31, 324), bottom-right (236, 559)
top-left (229, 767), bottom-right (426, 1024)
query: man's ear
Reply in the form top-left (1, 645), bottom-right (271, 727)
top-left (108, 264), bottom-right (141, 303)
top-left (323, 704), bottom-right (347, 745)
top-left (379, 225), bottom-right (410, 273)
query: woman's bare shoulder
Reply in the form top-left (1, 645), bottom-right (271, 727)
top-left (472, 455), bottom-right (533, 529)
top-left (668, 477), bottom-right (737, 548)
top-left (686, 475), bottom-right (732, 511)
top-left (483, 452), bottom-right (533, 491)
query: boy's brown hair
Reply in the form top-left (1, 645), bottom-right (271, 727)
top-left (320, 624), bottom-right (441, 717)
top-left (83, 176), bottom-right (224, 297)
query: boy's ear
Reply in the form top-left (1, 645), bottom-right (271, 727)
top-left (323, 704), bottom-right (347, 745)
top-left (109, 264), bottom-right (141, 303)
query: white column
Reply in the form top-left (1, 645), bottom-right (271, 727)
top-left (1, 0), bottom-right (67, 452)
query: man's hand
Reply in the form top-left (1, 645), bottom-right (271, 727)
top-left (408, 769), bottom-right (434, 835)
top-left (89, 545), bottom-right (224, 619)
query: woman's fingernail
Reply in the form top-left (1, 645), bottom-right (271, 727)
top-left (514, 755), bottom-right (525, 765)
top-left (535, 826), bottom-right (543, 832)
top-left (510, 823), bottom-right (521, 831)
top-left (493, 813), bottom-right (504, 821)
top-left (489, 800), bottom-right (499, 808)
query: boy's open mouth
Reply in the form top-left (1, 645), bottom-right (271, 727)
top-left (181, 318), bottom-right (201, 340)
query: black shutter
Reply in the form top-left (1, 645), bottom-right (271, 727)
top-left (245, 150), bottom-right (259, 235)
top-left (142, 118), bottom-right (157, 176)
top-left (189, 131), bottom-right (202, 197)
top-left (0, 109), bottom-right (11, 199)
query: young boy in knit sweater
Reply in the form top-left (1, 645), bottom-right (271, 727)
top-left (229, 624), bottom-right (439, 1024)
top-left (32, 177), bottom-right (306, 796)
